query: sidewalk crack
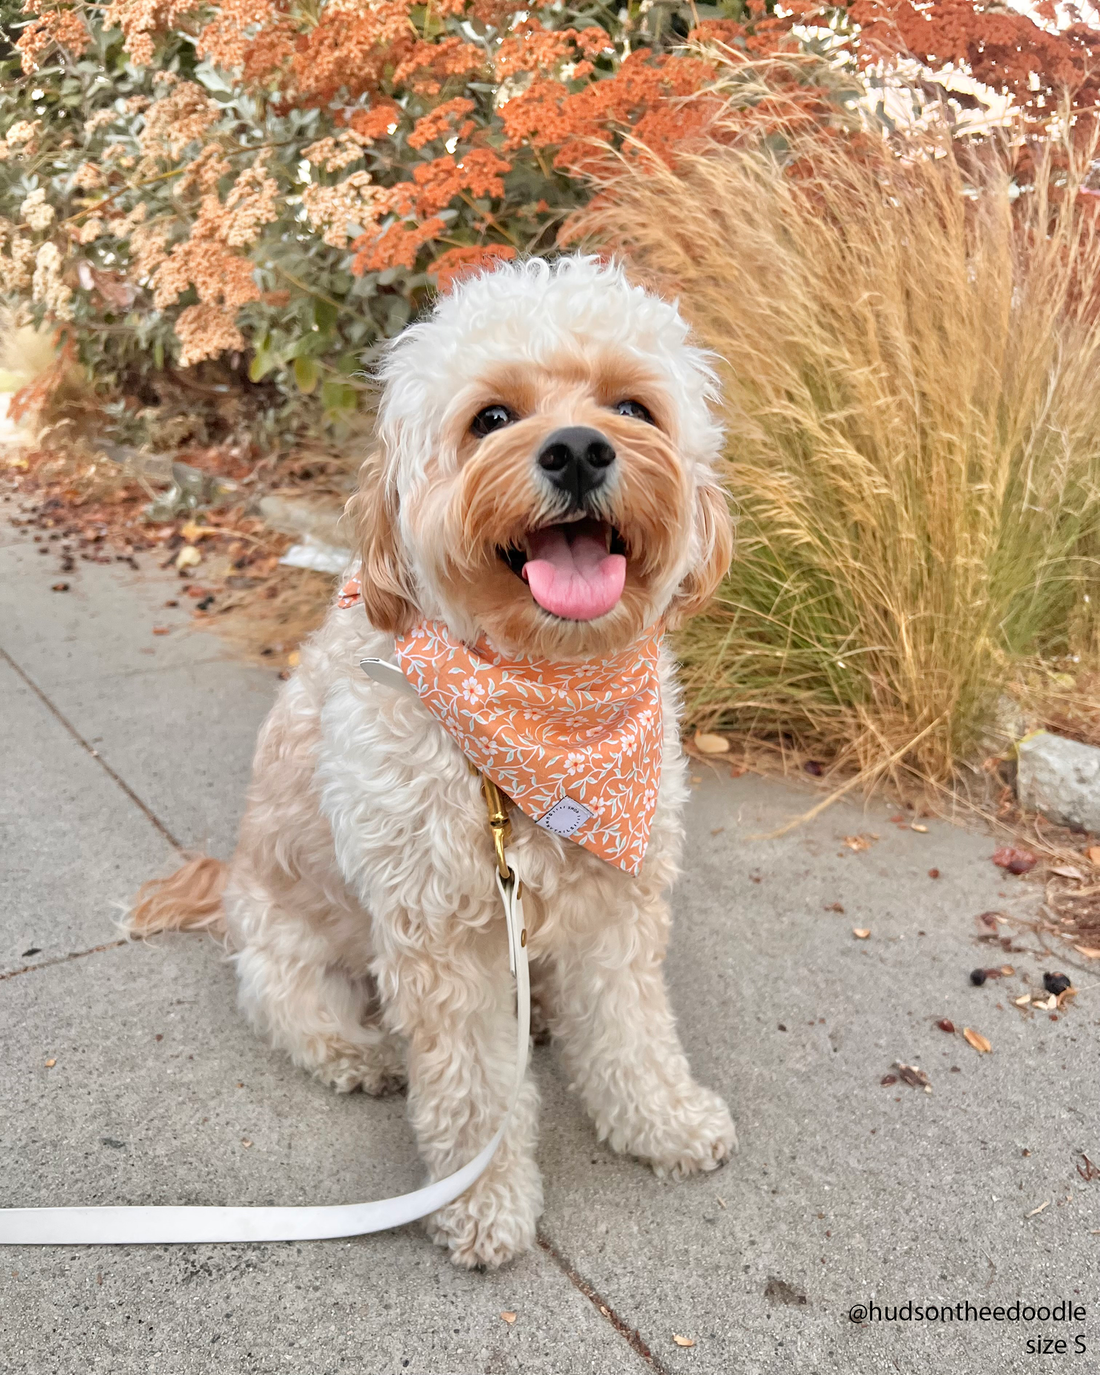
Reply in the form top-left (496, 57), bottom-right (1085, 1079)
top-left (0, 646), bottom-right (183, 852)
top-left (1, 939), bottom-right (127, 982)
top-left (537, 1230), bottom-right (672, 1374)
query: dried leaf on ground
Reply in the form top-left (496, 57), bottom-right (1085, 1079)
top-left (180, 520), bottom-right (217, 541)
top-left (1087, 846), bottom-right (1100, 866)
top-left (693, 731), bottom-right (730, 755)
top-left (894, 1062), bottom-right (932, 1092)
top-left (44, 1058), bottom-right (56, 1068)
top-left (175, 544), bottom-right (202, 570)
top-left (673, 1335), bottom-right (695, 1348)
top-left (824, 902), bottom-right (845, 912)
top-left (843, 834), bottom-right (877, 851)
top-left (910, 823), bottom-right (929, 833)
top-left (1050, 865), bottom-right (1086, 880)
top-left (963, 1027), bottom-right (992, 1054)
top-left (500, 1312), bottom-right (516, 1324)
top-left (1073, 945), bottom-right (1100, 959)
top-left (991, 846), bottom-right (1038, 875)
top-left (852, 927), bottom-right (870, 939)
top-left (1076, 1153), bottom-right (1100, 1182)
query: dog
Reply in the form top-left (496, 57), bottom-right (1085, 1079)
top-left (130, 254), bottom-right (736, 1269)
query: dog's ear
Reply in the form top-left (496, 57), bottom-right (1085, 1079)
top-left (666, 478), bottom-right (733, 627)
top-left (346, 454), bottom-right (417, 634)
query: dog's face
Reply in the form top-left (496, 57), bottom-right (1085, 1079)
top-left (351, 257), bottom-right (732, 659)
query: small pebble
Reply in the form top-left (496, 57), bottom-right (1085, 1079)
top-left (970, 968), bottom-right (987, 986)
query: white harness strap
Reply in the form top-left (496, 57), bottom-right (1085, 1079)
top-left (0, 654), bottom-right (530, 1246)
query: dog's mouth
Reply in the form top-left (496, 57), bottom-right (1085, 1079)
top-left (498, 516), bottom-right (628, 622)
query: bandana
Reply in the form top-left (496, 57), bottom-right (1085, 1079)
top-left (339, 574), bottom-right (663, 875)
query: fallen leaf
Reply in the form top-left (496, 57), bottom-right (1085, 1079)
top-left (1087, 845), bottom-right (1100, 866)
top-left (910, 823), bottom-right (928, 833)
top-left (175, 545), bottom-right (202, 570)
top-left (50, 581), bottom-right (69, 592)
top-left (990, 846), bottom-right (1038, 875)
top-left (44, 1059), bottom-right (56, 1068)
top-left (673, 1335), bottom-right (695, 1348)
top-left (852, 928), bottom-right (871, 939)
top-left (1074, 946), bottom-right (1100, 959)
top-left (180, 521), bottom-right (216, 542)
top-left (1032, 995), bottom-right (1057, 1011)
top-left (1014, 995), bottom-right (1031, 1007)
top-left (1050, 865), bottom-right (1085, 880)
top-left (151, 626), bottom-right (169, 635)
top-left (977, 911), bottom-right (1002, 929)
top-left (1026, 1200), bottom-right (1050, 1218)
top-left (824, 902), bottom-right (845, 913)
top-left (880, 1074), bottom-right (898, 1086)
top-left (843, 834), bottom-right (875, 851)
top-left (963, 1027), bottom-right (992, 1054)
top-left (894, 1062), bottom-right (932, 1092)
top-left (1000, 965), bottom-right (1015, 976)
top-left (500, 1312), bottom-right (516, 1324)
top-left (693, 731), bottom-right (730, 755)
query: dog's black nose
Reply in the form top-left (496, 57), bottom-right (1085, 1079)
top-left (536, 426), bottom-right (616, 505)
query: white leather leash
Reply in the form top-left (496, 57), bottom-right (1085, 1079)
top-left (0, 656), bottom-right (529, 1247)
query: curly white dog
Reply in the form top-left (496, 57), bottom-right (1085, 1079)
top-left (131, 254), bottom-right (736, 1269)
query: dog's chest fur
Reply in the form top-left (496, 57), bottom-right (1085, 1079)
top-left (259, 603), bottom-right (690, 967)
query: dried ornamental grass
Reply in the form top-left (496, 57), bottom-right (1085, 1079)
top-left (580, 126), bottom-right (1100, 785)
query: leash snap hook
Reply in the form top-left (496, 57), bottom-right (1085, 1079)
top-left (480, 774), bottom-right (512, 882)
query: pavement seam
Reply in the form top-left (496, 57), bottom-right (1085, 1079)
top-left (0, 938), bottom-right (128, 982)
top-left (537, 1231), bottom-right (672, 1375)
top-left (0, 644), bottom-right (184, 852)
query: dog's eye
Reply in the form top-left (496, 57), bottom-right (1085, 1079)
top-left (614, 399), bottom-right (654, 425)
top-left (471, 404), bottom-right (517, 437)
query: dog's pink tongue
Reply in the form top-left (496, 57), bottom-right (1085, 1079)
top-left (523, 523), bottom-right (626, 621)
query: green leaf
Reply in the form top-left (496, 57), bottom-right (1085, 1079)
top-left (312, 296), bottom-right (338, 332)
top-left (293, 356), bottom-right (319, 394)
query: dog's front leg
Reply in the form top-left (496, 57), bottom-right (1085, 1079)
top-left (373, 922), bottom-right (541, 1269)
top-left (548, 890), bottom-right (736, 1178)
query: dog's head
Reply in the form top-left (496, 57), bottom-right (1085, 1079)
top-left (349, 255), bottom-right (731, 659)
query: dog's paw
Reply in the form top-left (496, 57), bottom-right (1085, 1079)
top-left (426, 1165), bottom-right (541, 1269)
top-left (310, 1034), bottom-right (407, 1096)
top-left (612, 1086), bottom-right (737, 1180)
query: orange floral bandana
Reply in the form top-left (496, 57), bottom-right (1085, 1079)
top-left (339, 574), bottom-right (663, 875)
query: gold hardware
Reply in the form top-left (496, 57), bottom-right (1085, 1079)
top-left (520, 929), bottom-right (527, 948)
top-left (480, 773), bottom-right (512, 880)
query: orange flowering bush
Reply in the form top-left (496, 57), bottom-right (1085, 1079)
top-left (2, 0), bottom-right (1100, 433)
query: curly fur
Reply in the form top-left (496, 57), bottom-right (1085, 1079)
top-left (128, 255), bottom-right (736, 1269)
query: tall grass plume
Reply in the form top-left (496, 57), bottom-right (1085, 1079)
top-left (581, 125), bottom-right (1100, 785)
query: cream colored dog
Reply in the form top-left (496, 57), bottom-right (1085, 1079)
top-left (131, 255), bottom-right (736, 1269)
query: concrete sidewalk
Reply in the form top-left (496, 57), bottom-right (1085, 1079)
top-left (1, 506), bottom-right (1097, 1375)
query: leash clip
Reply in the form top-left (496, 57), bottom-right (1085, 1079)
top-left (480, 774), bottom-right (512, 881)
